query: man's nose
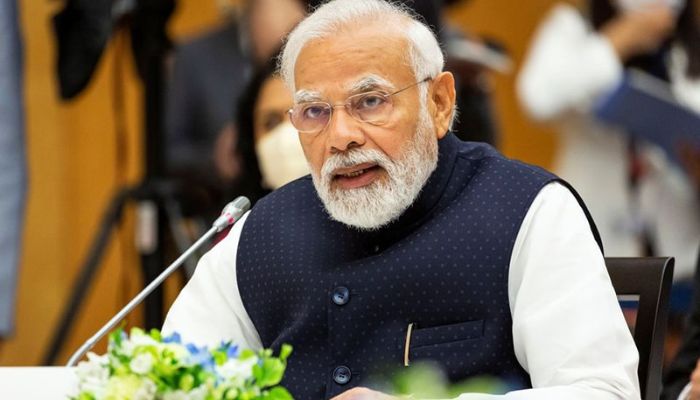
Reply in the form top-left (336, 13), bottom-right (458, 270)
top-left (326, 106), bottom-right (365, 153)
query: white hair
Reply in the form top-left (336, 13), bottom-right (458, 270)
top-left (279, 0), bottom-right (445, 97)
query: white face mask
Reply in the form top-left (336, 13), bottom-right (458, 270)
top-left (614, 0), bottom-right (685, 13)
top-left (255, 121), bottom-right (310, 190)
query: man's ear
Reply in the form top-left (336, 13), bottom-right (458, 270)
top-left (428, 71), bottom-right (456, 139)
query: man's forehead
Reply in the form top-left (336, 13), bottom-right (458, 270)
top-left (292, 25), bottom-right (413, 93)
top-left (294, 74), bottom-right (398, 102)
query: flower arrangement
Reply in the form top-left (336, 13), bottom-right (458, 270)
top-left (72, 328), bottom-right (293, 400)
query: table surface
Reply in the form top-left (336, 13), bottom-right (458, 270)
top-left (0, 367), bottom-right (77, 399)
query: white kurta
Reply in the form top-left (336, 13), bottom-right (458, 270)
top-left (517, 3), bottom-right (700, 280)
top-left (164, 182), bottom-right (640, 399)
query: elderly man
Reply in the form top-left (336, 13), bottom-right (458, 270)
top-left (163, 0), bottom-right (640, 398)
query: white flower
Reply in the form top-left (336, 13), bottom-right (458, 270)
top-left (121, 340), bottom-right (135, 356)
top-left (131, 332), bottom-right (159, 347)
top-left (187, 386), bottom-right (208, 400)
top-left (86, 352), bottom-right (109, 365)
top-left (76, 353), bottom-right (109, 380)
top-left (216, 356), bottom-right (257, 383)
top-left (105, 375), bottom-right (150, 399)
top-left (122, 332), bottom-right (160, 356)
top-left (162, 387), bottom-right (208, 400)
top-left (132, 378), bottom-right (157, 400)
top-left (130, 352), bottom-right (155, 374)
top-left (76, 353), bottom-right (110, 399)
top-left (162, 390), bottom-right (188, 400)
top-left (77, 377), bottom-right (107, 400)
top-left (164, 343), bottom-right (189, 360)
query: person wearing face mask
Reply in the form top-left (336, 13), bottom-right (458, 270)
top-left (164, 0), bottom-right (309, 219)
top-left (232, 52), bottom-right (310, 204)
top-left (518, 0), bottom-right (700, 282)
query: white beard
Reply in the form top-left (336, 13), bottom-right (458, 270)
top-left (311, 109), bottom-right (439, 230)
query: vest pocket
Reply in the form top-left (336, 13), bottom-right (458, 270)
top-left (406, 320), bottom-right (485, 367)
top-left (410, 319), bottom-right (484, 349)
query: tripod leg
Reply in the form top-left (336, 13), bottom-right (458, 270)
top-left (136, 199), bottom-right (165, 330)
top-left (42, 189), bottom-right (131, 365)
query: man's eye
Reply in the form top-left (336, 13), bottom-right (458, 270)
top-left (357, 94), bottom-right (386, 110)
top-left (302, 105), bottom-right (328, 119)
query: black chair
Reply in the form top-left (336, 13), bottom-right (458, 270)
top-left (606, 257), bottom-right (674, 400)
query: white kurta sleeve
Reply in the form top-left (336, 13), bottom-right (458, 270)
top-left (162, 211), bottom-right (263, 350)
top-left (453, 182), bottom-right (640, 400)
top-left (517, 4), bottom-right (623, 121)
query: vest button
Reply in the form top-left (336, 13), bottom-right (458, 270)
top-left (332, 286), bottom-right (350, 306)
top-left (332, 365), bottom-right (352, 385)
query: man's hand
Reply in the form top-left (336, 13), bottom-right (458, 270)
top-left (601, 4), bottom-right (676, 61)
top-left (331, 387), bottom-right (400, 400)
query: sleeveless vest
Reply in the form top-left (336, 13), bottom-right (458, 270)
top-left (237, 134), bottom-right (599, 399)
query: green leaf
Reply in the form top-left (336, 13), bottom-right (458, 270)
top-left (239, 349), bottom-right (256, 360)
top-left (279, 345), bottom-right (292, 362)
top-left (212, 349), bottom-right (227, 366)
top-left (254, 358), bottom-right (286, 388)
top-left (262, 386), bottom-right (293, 400)
top-left (73, 392), bottom-right (96, 400)
top-left (149, 328), bottom-right (162, 342)
top-left (179, 373), bottom-right (195, 392)
top-left (108, 327), bottom-right (124, 349)
top-left (130, 327), bottom-right (145, 338)
top-left (447, 376), bottom-right (509, 396)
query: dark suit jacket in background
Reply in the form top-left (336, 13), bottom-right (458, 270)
top-left (165, 20), bottom-right (251, 189)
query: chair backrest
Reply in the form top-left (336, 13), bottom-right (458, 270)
top-left (606, 257), bottom-right (674, 400)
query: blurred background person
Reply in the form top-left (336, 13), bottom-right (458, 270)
top-left (164, 0), bottom-right (306, 217)
top-left (232, 52), bottom-right (309, 205)
top-left (0, 0), bottom-right (26, 346)
top-left (517, 0), bottom-right (700, 282)
top-left (407, 0), bottom-right (508, 146)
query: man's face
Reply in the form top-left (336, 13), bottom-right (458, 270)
top-left (292, 27), bottom-right (442, 229)
top-left (294, 29), bottom-right (425, 189)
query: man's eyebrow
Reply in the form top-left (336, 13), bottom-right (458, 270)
top-left (347, 75), bottom-right (396, 94)
top-left (294, 89), bottom-right (323, 103)
top-left (294, 76), bottom-right (395, 103)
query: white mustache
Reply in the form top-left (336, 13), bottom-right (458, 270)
top-left (321, 149), bottom-right (391, 181)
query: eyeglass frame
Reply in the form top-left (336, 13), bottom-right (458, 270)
top-left (287, 77), bottom-right (432, 135)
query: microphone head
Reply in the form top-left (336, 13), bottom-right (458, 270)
top-left (231, 196), bottom-right (251, 212)
top-left (213, 196), bottom-right (251, 231)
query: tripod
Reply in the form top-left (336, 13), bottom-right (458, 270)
top-left (43, 180), bottom-right (204, 365)
top-left (42, 0), bottom-right (199, 365)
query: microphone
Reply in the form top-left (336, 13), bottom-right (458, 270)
top-left (65, 196), bottom-right (251, 367)
top-left (213, 196), bottom-right (251, 232)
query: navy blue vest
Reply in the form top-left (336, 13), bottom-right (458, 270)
top-left (237, 134), bottom-right (599, 399)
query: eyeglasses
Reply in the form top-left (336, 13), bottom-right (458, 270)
top-left (288, 77), bottom-right (431, 135)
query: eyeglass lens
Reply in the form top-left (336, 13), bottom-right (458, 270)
top-left (291, 91), bottom-right (393, 133)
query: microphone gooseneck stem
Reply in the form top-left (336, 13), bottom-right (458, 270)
top-left (65, 225), bottom-right (219, 367)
